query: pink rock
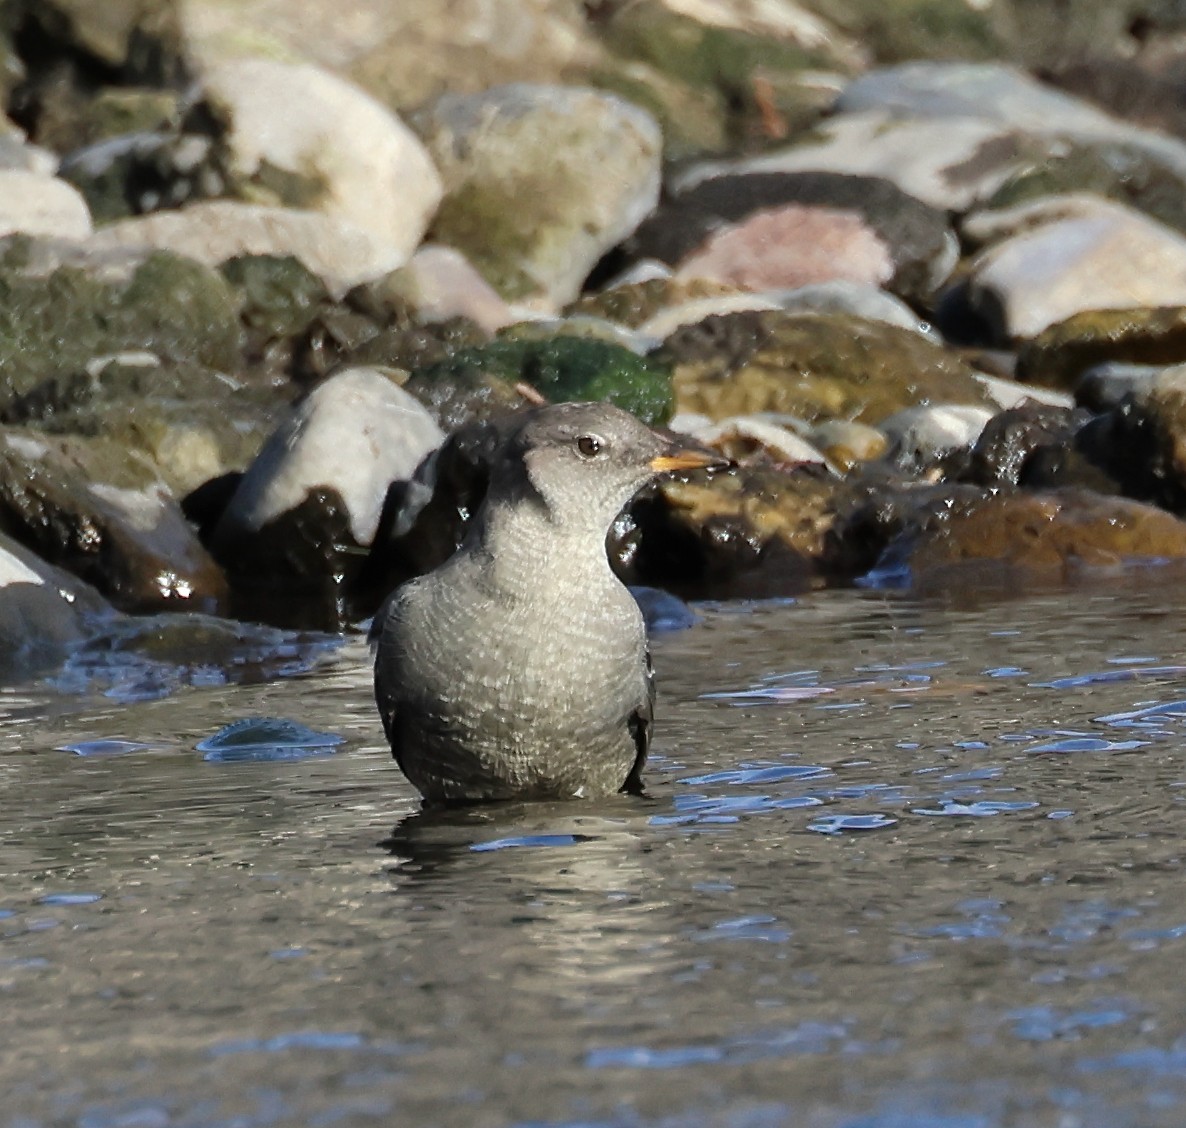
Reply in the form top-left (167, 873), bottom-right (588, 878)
top-left (674, 204), bottom-right (894, 292)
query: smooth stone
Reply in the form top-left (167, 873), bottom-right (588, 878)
top-left (1016, 305), bottom-right (1186, 389)
top-left (808, 419), bottom-right (888, 468)
top-left (837, 60), bottom-right (1186, 183)
top-left (199, 58), bottom-right (442, 255)
top-left (417, 83), bottom-right (662, 305)
top-left (629, 585), bottom-right (696, 634)
top-left (0, 429), bottom-right (229, 615)
top-left (675, 414), bottom-right (831, 466)
top-left (215, 366), bottom-right (444, 549)
top-left (972, 372), bottom-right (1075, 411)
top-left (674, 111), bottom-right (1030, 212)
top-left (879, 404), bottom-right (995, 470)
top-left (963, 197), bottom-right (1186, 341)
top-left (85, 200), bottom-right (408, 297)
top-left (181, 0), bottom-right (596, 114)
top-left (383, 245), bottom-right (515, 333)
top-left (570, 276), bottom-right (742, 330)
top-left (765, 281), bottom-right (940, 339)
top-left (0, 530), bottom-right (111, 677)
top-left (636, 294), bottom-right (782, 343)
top-left (630, 170), bottom-right (958, 306)
top-left (661, 309), bottom-right (991, 425)
top-left (874, 485), bottom-right (1186, 588)
top-left (0, 172), bottom-right (93, 241)
top-left (673, 202), bottom-right (895, 291)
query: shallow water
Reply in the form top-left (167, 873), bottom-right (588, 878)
top-left (7, 582), bottom-right (1186, 1126)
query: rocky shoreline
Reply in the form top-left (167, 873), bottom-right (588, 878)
top-left (4, 0), bottom-right (1186, 675)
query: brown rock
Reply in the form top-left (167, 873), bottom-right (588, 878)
top-left (662, 309), bottom-right (991, 424)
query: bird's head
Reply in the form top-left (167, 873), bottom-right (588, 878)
top-left (494, 402), bottom-right (729, 532)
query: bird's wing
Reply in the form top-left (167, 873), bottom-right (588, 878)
top-left (621, 642), bottom-right (654, 795)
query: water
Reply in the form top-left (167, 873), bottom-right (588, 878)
top-left (6, 583), bottom-right (1186, 1126)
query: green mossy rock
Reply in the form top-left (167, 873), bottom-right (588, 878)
top-left (410, 336), bottom-right (674, 426)
top-left (662, 310), bottom-right (990, 425)
top-left (0, 244), bottom-right (242, 402)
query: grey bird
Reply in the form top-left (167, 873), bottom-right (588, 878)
top-left (372, 401), bottom-right (726, 803)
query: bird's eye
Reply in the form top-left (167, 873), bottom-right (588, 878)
top-left (576, 434), bottom-right (604, 458)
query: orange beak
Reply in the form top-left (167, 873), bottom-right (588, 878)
top-left (649, 447), bottom-right (732, 474)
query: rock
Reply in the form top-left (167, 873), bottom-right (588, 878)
top-left (0, 243), bottom-right (242, 402)
top-left (661, 310), bottom-right (991, 424)
top-left (871, 485), bottom-right (1186, 589)
top-left (0, 428), bottom-right (228, 614)
top-left (675, 111), bottom-right (1036, 212)
top-left (622, 462), bottom-right (877, 598)
top-left (381, 246), bottom-right (514, 334)
top-left (808, 419), bottom-right (888, 468)
top-left (0, 172), bottom-right (92, 240)
top-left (1016, 306), bottom-right (1186, 389)
top-left (985, 139), bottom-right (1186, 236)
top-left (879, 404), bottom-right (995, 473)
top-left (594, 0), bottom-right (864, 149)
top-left (210, 367), bottom-right (444, 628)
top-left (629, 171), bottom-right (958, 307)
top-left (198, 58), bottom-right (442, 255)
top-left (85, 200), bottom-right (408, 296)
top-left (1075, 362), bottom-right (1164, 412)
top-left (409, 336), bottom-right (675, 427)
top-left (966, 402), bottom-right (1093, 486)
top-left (58, 132), bottom-right (177, 223)
top-left (417, 84), bottom-right (662, 305)
top-left (1070, 365), bottom-right (1186, 513)
top-left (766, 281), bottom-right (940, 338)
top-left (635, 293), bottom-right (783, 342)
top-left (962, 198), bottom-right (1186, 342)
top-left (972, 372), bottom-right (1075, 412)
top-left (0, 531), bottom-right (111, 679)
top-left (569, 276), bottom-right (743, 329)
top-left (180, 0), bottom-right (598, 115)
top-left (673, 414), bottom-right (830, 467)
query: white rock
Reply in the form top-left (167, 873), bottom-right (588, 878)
top-left (86, 201), bottom-right (407, 296)
top-left (216, 367), bottom-right (445, 546)
top-left (973, 373), bottom-right (1074, 411)
top-left (966, 198), bottom-right (1186, 340)
top-left (390, 244), bottom-right (513, 332)
top-left (880, 404), bottom-right (995, 465)
top-left (638, 293), bottom-right (782, 342)
top-left (0, 172), bottom-right (92, 240)
top-left (201, 58), bottom-right (442, 256)
top-left (674, 414), bottom-right (831, 467)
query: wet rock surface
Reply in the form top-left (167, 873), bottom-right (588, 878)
top-left (2, 0), bottom-right (1186, 640)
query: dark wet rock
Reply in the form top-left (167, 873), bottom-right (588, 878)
top-left (962, 197), bottom-right (1186, 342)
top-left (629, 585), bottom-right (696, 634)
top-left (409, 336), bottom-right (675, 427)
top-left (1075, 362), bottom-right (1163, 412)
top-left (0, 242), bottom-right (241, 402)
top-left (1016, 306), bottom-right (1186, 390)
top-left (416, 84), bottom-right (661, 305)
top-left (197, 57), bottom-right (441, 255)
top-left (0, 428), bottom-right (227, 614)
top-left (620, 462), bottom-right (881, 599)
top-left (58, 131), bottom-right (176, 223)
top-left (627, 171), bottom-right (957, 308)
top-left (966, 402), bottom-right (1094, 487)
top-left (196, 716), bottom-right (343, 763)
top-left (661, 310), bottom-right (991, 425)
top-left (867, 485), bottom-right (1186, 589)
top-left (0, 529), bottom-right (111, 680)
top-left (1065, 366), bottom-right (1186, 514)
top-left (210, 367), bottom-right (444, 629)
